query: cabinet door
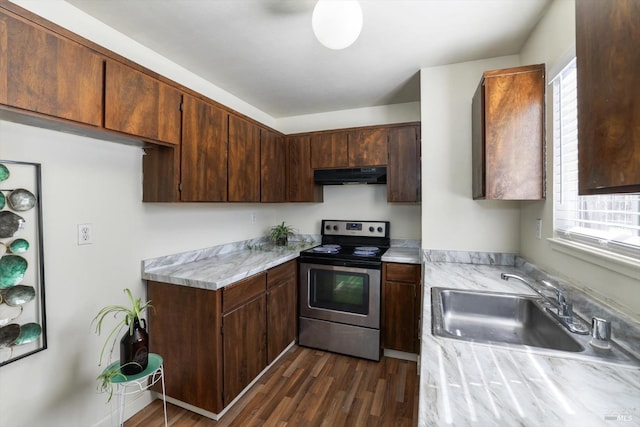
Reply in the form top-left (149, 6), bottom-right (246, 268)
top-left (261, 129), bottom-right (287, 202)
top-left (105, 60), bottom-right (182, 145)
top-left (228, 115), bottom-right (261, 202)
top-left (266, 279), bottom-right (296, 364)
top-left (0, 12), bottom-right (103, 126)
top-left (382, 263), bottom-right (420, 353)
top-left (472, 64), bottom-right (545, 200)
top-left (287, 135), bottom-right (323, 202)
top-left (348, 128), bottom-right (388, 167)
top-left (576, 0), bottom-right (640, 194)
top-left (223, 295), bottom-right (267, 406)
top-left (181, 95), bottom-right (228, 202)
top-left (266, 260), bottom-right (297, 364)
top-left (310, 131), bottom-right (349, 169)
top-left (387, 126), bottom-right (421, 203)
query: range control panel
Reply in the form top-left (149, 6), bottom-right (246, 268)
top-left (322, 220), bottom-right (389, 238)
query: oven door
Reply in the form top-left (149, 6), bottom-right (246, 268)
top-left (299, 262), bottom-right (380, 329)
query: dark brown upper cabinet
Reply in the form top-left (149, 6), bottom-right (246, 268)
top-left (260, 129), bottom-right (287, 202)
top-left (228, 115), bottom-right (261, 202)
top-left (387, 125), bottom-right (421, 203)
top-left (472, 64), bottom-right (545, 200)
top-left (348, 127), bottom-right (388, 167)
top-left (576, 0), bottom-right (640, 194)
top-left (310, 131), bottom-right (349, 169)
top-left (181, 95), bottom-right (229, 202)
top-left (0, 11), bottom-right (103, 126)
top-left (105, 60), bottom-right (182, 145)
top-left (287, 135), bottom-right (324, 203)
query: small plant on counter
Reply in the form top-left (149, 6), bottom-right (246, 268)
top-left (269, 221), bottom-right (296, 246)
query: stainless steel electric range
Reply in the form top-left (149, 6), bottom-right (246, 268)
top-left (298, 219), bottom-right (390, 361)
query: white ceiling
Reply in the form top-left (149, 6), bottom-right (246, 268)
top-left (65, 0), bottom-right (551, 118)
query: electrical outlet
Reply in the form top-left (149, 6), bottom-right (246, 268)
top-left (535, 219), bottom-right (542, 240)
top-left (251, 212), bottom-right (257, 224)
top-left (78, 223), bottom-right (93, 245)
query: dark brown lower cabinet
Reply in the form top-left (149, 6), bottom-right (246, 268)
top-left (222, 292), bottom-right (267, 406)
top-left (266, 260), bottom-right (297, 364)
top-left (382, 262), bottom-right (421, 354)
top-left (147, 260), bottom-right (297, 415)
top-left (147, 281), bottom-right (224, 413)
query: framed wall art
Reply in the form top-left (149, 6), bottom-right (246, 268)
top-left (0, 160), bottom-right (47, 366)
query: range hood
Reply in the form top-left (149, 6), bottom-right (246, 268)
top-left (314, 167), bottom-right (387, 185)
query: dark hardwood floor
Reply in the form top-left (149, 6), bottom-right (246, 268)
top-left (125, 345), bottom-right (419, 426)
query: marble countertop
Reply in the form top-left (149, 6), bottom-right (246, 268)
top-left (382, 247), bottom-right (421, 264)
top-left (418, 257), bottom-right (640, 426)
top-left (141, 238), bottom-right (315, 291)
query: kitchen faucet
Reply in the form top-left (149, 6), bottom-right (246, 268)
top-left (500, 273), bottom-right (589, 334)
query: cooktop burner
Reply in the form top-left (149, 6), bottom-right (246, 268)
top-left (300, 220), bottom-right (390, 267)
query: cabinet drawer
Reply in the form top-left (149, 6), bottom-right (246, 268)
top-left (385, 263), bottom-right (420, 283)
top-left (222, 273), bottom-right (266, 313)
top-left (267, 260), bottom-right (297, 290)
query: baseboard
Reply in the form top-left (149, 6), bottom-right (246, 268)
top-left (383, 348), bottom-right (419, 362)
top-left (138, 340), bottom-right (297, 422)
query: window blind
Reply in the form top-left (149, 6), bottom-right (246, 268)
top-left (552, 59), bottom-right (640, 258)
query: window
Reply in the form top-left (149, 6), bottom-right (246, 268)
top-left (553, 58), bottom-right (640, 258)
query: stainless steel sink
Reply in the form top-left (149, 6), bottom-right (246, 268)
top-left (431, 287), bottom-right (640, 367)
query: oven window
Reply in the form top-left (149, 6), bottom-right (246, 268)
top-left (309, 269), bottom-right (369, 315)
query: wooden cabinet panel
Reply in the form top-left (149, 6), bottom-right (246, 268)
top-left (142, 144), bottom-right (180, 202)
top-left (223, 295), bottom-right (267, 406)
top-left (472, 64), bottom-right (545, 200)
top-left (267, 259), bottom-right (297, 290)
top-left (228, 114), bottom-right (261, 202)
top-left (261, 129), bottom-right (287, 202)
top-left (147, 281), bottom-right (224, 413)
top-left (310, 131), bottom-right (349, 169)
top-left (287, 135), bottom-right (323, 202)
top-left (266, 260), bottom-right (297, 364)
top-left (576, 0), bottom-right (640, 194)
top-left (181, 95), bottom-right (228, 202)
top-left (105, 60), bottom-right (182, 145)
top-left (0, 12), bottom-right (103, 126)
top-left (348, 127), bottom-right (388, 167)
top-left (387, 125), bottom-right (420, 203)
top-left (222, 273), bottom-right (266, 314)
top-left (382, 263), bottom-right (421, 354)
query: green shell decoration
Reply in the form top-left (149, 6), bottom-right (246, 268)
top-left (8, 239), bottom-right (29, 254)
top-left (0, 255), bottom-right (28, 289)
top-left (0, 323), bottom-right (20, 347)
top-left (7, 188), bottom-right (36, 212)
top-left (13, 323), bottom-right (41, 345)
top-left (0, 192), bottom-right (5, 210)
top-left (2, 285), bottom-right (35, 306)
top-left (0, 211), bottom-right (26, 238)
top-left (0, 164), bottom-right (9, 182)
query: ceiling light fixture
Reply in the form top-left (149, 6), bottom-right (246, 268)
top-left (312, 0), bottom-right (363, 50)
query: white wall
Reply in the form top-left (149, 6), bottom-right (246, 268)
top-left (276, 102), bottom-right (421, 134)
top-left (518, 0), bottom-right (640, 319)
top-left (420, 55), bottom-right (522, 253)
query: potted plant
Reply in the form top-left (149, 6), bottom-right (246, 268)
top-left (269, 221), bottom-right (296, 246)
top-left (92, 288), bottom-right (152, 376)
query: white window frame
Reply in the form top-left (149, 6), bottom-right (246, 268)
top-left (550, 54), bottom-right (640, 277)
